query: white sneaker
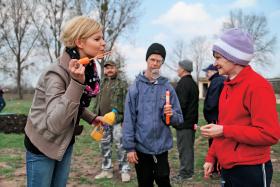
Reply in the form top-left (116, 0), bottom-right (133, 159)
top-left (121, 173), bottom-right (131, 182)
top-left (94, 171), bottom-right (113, 179)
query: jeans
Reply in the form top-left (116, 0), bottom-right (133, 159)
top-left (26, 144), bottom-right (73, 187)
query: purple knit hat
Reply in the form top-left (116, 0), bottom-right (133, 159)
top-left (213, 28), bottom-right (254, 66)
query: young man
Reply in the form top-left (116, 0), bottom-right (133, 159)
top-left (122, 43), bottom-right (184, 187)
top-left (203, 64), bottom-right (225, 177)
top-left (172, 59), bottom-right (199, 182)
top-left (201, 28), bottom-right (280, 187)
top-left (93, 60), bottom-right (130, 182)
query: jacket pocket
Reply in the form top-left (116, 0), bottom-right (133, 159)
top-left (234, 142), bottom-right (240, 151)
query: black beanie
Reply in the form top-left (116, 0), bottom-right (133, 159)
top-left (146, 43), bottom-right (166, 62)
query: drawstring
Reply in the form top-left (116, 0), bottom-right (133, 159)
top-left (153, 155), bottom-right (157, 163)
top-left (262, 163), bottom-right (267, 187)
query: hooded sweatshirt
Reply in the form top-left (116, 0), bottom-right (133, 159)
top-left (122, 73), bottom-right (184, 154)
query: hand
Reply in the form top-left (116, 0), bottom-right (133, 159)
top-left (69, 59), bottom-right (85, 84)
top-left (91, 116), bottom-right (103, 126)
top-left (200, 124), bottom-right (223, 138)
top-left (203, 162), bottom-right (214, 179)
top-left (164, 104), bottom-right (173, 116)
top-left (127, 151), bottom-right (138, 164)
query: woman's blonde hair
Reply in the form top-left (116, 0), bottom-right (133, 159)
top-left (60, 16), bottom-right (103, 47)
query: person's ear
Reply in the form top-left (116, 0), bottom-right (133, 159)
top-left (75, 39), bottom-right (85, 49)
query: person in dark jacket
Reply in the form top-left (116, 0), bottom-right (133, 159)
top-left (203, 64), bottom-right (225, 124)
top-left (202, 64), bottom-right (225, 176)
top-left (0, 87), bottom-right (6, 112)
top-left (172, 59), bottom-right (199, 182)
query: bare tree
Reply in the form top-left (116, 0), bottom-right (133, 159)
top-left (165, 37), bottom-right (210, 82)
top-left (107, 48), bottom-right (128, 83)
top-left (74, 0), bottom-right (141, 77)
top-left (223, 9), bottom-right (277, 67)
top-left (33, 0), bottom-right (140, 78)
top-left (164, 40), bottom-right (187, 72)
top-left (189, 36), bottom-right (210, 82)
top-left (34, 0), bottom-right (71, 63)
top-left (0, 0), bottom-right (39, 99)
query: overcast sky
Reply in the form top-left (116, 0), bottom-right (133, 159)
top-left (1, 0), bottom-right (279, 88)
top-left (117, 0), bottom-right (280, 80)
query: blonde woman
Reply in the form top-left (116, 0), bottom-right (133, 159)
top-left (24, 16), bottom-right (106, 187)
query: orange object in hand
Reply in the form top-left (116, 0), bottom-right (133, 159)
top-left (165, 90), bottom-right (170, 125)
top-left (78, 51), bottom-right (112, 65)
top-left (101, 111), bottom-right (116, 126)
top-left (90, 124), bottom-right (104, 141)
top-left (78, 57), bottom-right (90, 65)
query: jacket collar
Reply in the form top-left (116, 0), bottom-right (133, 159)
top-left (209, 72), bottom-right (220, 81)
top-left (181, 74), bottom-right (193, 79)
top-left (137, 72), bottom-right (168, 85)
top-left (224, 65), bottom-right (252, 86)
top-left (58, 50), bottom-right (72, 73)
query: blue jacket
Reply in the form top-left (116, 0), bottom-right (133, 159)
top-left (122, 73), bottom-right (183, 155)
top-left (203, 72), bottom-right (225, 123)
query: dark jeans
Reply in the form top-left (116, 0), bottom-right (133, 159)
top-left (221, 160), bottom-right (273, 187)
top-left (135, 151), bottom-right (171, 187)
top-left (176, 129), bottom-right (195, 178)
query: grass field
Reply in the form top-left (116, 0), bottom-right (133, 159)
top-left (0, 96), bottom-right (280, 186)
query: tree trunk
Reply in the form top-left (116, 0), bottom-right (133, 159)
top-left (17, 55), bottom-right (23, 99)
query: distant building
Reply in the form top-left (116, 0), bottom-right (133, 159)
top-left (197, 77), bottom-right (209, 99)
top-left (268, 78), bottom-right (280, 104)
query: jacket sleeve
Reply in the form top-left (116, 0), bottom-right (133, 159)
top-left (81, 108), bottom-right (97, 124)
top-left (223, 85), bottom-right (280, 146)
top-left (30, 70), bottom-right (84, 135)
top-left (175, 78), bottom-right (199, 127)
top-left (203, 78), bottom-right (224, 122)
top-left (175, 80), bottom-right (188, 112)
top-left (169, 86), bottom-right (184, 125)
top-left (205, 139), bottom-right (217, 163)
top-left (122, 85), bottom-right (137, 152)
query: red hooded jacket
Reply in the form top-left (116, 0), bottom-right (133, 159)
top-left (205, 66), bottom-right (280, 169)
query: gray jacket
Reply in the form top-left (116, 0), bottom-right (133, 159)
top-left (25, 51), bottom-right (96, 161)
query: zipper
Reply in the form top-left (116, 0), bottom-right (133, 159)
top-left (225, 87), bottom-right (229, 99)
